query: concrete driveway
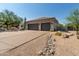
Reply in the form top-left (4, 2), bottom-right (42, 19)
top-left (0, 30), bottom-right (49, 55)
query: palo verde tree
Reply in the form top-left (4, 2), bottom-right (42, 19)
top-left (65, 23), bottom-right (76, 31)
top-left (0, 10), bottom-right (23, 30)
top-left (67, 9), bottom-right (79, 35)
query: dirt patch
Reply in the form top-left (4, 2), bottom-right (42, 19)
top-left (51, 31), bottom-right (79, 56)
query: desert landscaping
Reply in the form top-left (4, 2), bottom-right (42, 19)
top-left (0, 30), bottom-right (78, 56)
top-left (0, 4), bottom-right (79, 56)
top-left (52, 31), bottom-right (79, 56)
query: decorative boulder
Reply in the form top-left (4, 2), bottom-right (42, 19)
top-left (69, 33), bottom-right (74, 36)
top-left (53, 39), bottom-right (56, 42)
top-left (10, 27), bottom-right (18, 31)
top-left (63, 34), bottom-right (69, 38)
top-left (38, 50), bottom-right (43, 56)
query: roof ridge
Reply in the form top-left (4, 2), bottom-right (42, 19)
top-left (27, 17), bottom-right (55, 22)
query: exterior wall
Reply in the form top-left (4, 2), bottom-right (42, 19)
top-left (26, 23), bottom-right (58, 31)
top-left (26, 23), bottom-right (28, 30)
top-left (50, 24), bottom-right (55, 31)
top-left (39, 23), bottom-right (41, 31)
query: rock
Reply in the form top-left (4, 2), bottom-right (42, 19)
top-left (63, 34), bottom-right (69, 38)
top-left (38, 50), bottom-right (43, 55)
top-left (38, 35), bottom-right (56, 56)
top-left (53, 39), bottom-right (56, 42)
top-left (50, 49), bottom-right (53, 53)
top-left (48, 43), bottom-right (52, 46)
top-left (10, 27), bottom-right (19, 31)
top-left (51, 50), bottom-right (55, 55)
top-left (70, 33), bottom-right (74, 36)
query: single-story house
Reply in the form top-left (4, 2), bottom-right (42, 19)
top-left (26, 17), bottom-right (59, 31)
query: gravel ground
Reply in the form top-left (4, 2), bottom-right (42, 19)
top-left (51, 31), bottom-right (79, 56)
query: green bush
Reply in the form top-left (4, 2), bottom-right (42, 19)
top-left (50, 30), bottom-right (54, 32)
top-left (55, 32), bottom-right (62, 36)
top-left (77, 35), bottom-right (79, 39)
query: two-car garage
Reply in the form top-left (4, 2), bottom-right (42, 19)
top-left (28, 23), bottom-right (50, 31)
top-left (26, 17), bottom-right (59, 31)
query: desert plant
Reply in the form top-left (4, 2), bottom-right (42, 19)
top-left (77, 35), bottom-right (79, 39)
top-left (55, 31), bottom-right (62, 36)
top-left (0, 10), bottom-right (23, 30)
top-left (67, 9), bottom-right (79, 35)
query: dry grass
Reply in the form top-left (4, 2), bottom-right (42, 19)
top-left (55, 31), bottom-right (62, 36)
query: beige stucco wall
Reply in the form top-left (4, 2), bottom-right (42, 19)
top-left (50, 24), bottom-right (55, 31)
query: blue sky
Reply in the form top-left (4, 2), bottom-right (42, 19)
top-left (0, 3), bottom-right (79, 24)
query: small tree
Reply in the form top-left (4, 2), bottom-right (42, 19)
top-left (65, 23), bottom-right (76, 31)
top-left (56, 24), bottom-right (65, 31)
top-left (67, 9), bottom-right (79, 35)
top-left (0, 10), bottom-right (23, 30)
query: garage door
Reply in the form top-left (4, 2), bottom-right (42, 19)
top-left (41, 23), bottom-right (50, 31)
top-left (28, 24), bottom-right (39, 30)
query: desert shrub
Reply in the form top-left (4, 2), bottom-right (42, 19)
top-left (76, 31), bottom-right (79, 35)
top-left (50, 30), bottom-right (54, 32)
top-left (55, 31), bottom-right (62, 36)
top-left (77, 35), bottom-right (79, 39)
top-left (10, 27), bottom-right (18, 31)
